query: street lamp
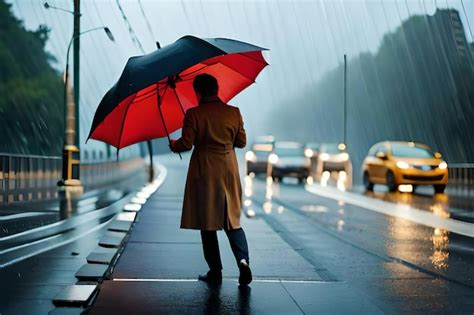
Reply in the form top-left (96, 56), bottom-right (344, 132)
top-left (60, 26), bottom-right (114, 187)
top-left (45, 2), bottom-right (115, 187)
top-left (44, 2), bottom-right (81, 16)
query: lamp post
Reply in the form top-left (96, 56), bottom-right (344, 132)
top-left (60, 26), bottom-right (114, 187)
top-left (44, 2), bottom-right (114, 187)
top-left (44, 2), bottom-right (81, 16)
top-left (343, 54), bottom-right (347, 147)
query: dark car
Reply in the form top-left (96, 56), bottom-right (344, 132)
top-left (269, 142), bottom-right (311, 182)
top-left (245, 136), bottom-right (275, 175)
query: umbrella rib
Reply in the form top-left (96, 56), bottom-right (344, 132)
top-left (156, 84), bottom-right (182, 160)
top-left (133, 88), bottom-right (159, 103)
top-left (172, 88), bottom-right (186, 116)
top-left (235, 52), bottom-right (269, 65)
top-left (156, 84), bottom-right (170, 139)
top-left (179, 64), bottom-right (208, 78)
top-left (214, 62), bottom-right (256, 83)
top-left (116, 93), bottom-right (137, 150)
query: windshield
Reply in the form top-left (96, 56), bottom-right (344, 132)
top-left (274, 147), bottom-right (304, 157)
top-left (391, 144), bottom-right (433, 158)
top-left (252, 143), bottom-right (272, 158)
top-left (306, 143), bottom-right (320, 150)
top-left (320, 144), bottom-right (340, 154)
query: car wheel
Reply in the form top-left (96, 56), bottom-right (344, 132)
top-left (434, 184), bottom-right (446, 194)
top-left (363, 171), bottom-right (374, 191)
top-left (386, 171), bottom-right (398, 192)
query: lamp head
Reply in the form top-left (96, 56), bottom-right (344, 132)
top-left (104, 27), bottom-right (115, 42)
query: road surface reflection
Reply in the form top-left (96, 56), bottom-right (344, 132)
top-left (245, 170), bottom-right (474, 287)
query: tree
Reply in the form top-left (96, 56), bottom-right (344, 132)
top-left (0, 0), bottom-right (64, 155)
top-left (270, 9), bottom-right (474, 169)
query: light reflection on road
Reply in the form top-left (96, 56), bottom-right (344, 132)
top-left (361, 185), bottom-right (456, 270)
top-left (429, 203), bottom-right (450, 270)
top-left (243, 173), bottom-right (281, 216)
top-left (243, 174), bottom-right (255, 217)
top-left (244, 173), bottom-right (348, 231)
top-left (244, 168), bottom-right (474, 293)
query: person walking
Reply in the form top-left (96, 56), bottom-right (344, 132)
top-left (170, 73), bottom-right (252, 286)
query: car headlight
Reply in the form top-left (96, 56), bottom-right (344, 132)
top-left (319, 153), bottom-right (329, 161)
top-left (305, 148), bottom-right (313, 158)
top-left (396, 161), bottom-right (410, 169)
top-left (438, 161), bottom-right (448, 170)
top-left (268, 153), bottom-right (279, 164)
top-left (245, 151), bottom-right (256, 161)
top-left (340, 153), bottom-right (349, 161)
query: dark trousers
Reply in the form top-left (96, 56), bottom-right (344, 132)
top-left (200, 213), bottom-right (249, 271)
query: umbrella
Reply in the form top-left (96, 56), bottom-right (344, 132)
top-left (87, 35), bottom-right (268, 151)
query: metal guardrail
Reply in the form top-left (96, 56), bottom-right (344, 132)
top-left (0, 154), bottom-right (61, 205)
top-left (0, 153), bottom-right (146, 206)
top-left (448, 164), bottom-right (474, 187)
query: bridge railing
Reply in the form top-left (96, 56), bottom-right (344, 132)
top-left (0, 153), bottom-right (146, 206)
top-left (448, 164), bottom-right (474, 187)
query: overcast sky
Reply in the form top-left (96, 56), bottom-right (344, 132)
top-left (7, 0), bottom-right (474, 153)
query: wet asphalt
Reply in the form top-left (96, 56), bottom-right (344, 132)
top-left (1, 152), bottom-right (473, 314)
top-left (90, 153), bottom-right (474, 314)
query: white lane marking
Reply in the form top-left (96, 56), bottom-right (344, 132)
top-left (305, 184), bottom-right (474, 238)
top-left (113, 278), bottom-right (331, 284)
top-left (114, 278), bottom-right (198, 282)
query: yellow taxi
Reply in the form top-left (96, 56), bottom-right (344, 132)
top-left (362, 141), bottom-right (448, 193)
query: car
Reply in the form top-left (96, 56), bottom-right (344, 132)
top-left (268, 142), bottom-right (310, 183)
top-left (245, 136), bottom-right (275, 175)
top-left (315, 143), bottom-right (352, 189)
top-left (362, 141), bottom-right (448, 193)
top-left (316, 143), bottom-right (351, 175)
top-left (304, 142), bottom-right (320, 177)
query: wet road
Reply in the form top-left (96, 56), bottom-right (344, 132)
top-left (2, 153), bottom-right (473, 313)
top-left (354, 184), bottom-right (474, 224)
top-left (0, 169), bottom-right (146, 268)
top-left (244, 170), bottom-right (474, 312)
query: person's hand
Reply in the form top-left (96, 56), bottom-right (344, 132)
top-left (169, 139), bottom-right (177, 152)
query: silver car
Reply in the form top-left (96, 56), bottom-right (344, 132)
top-left (269, 142), bottom-right (311, 183)
top-left (316, 143), bottom-right (352, 189)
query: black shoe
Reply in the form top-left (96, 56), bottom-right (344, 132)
top-left (238, 260), bottom-right (252, 286)
top-left (198, 270), bottom-right (222, 284)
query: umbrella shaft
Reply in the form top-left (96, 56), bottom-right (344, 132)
top-left (156, 84), bottom-right (182, 160)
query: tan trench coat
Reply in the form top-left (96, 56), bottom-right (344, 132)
top-left (171, 96), bottom-right (246, 230)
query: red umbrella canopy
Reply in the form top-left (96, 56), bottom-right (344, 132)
top-left (88, 36), bottom-right (268, 150)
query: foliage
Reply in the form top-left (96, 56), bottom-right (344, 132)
top-left (0, 0), bottom-right (63, 155)
top-left (271, 9), bottom-right (474, 169)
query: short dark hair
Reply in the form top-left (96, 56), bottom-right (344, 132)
top-left (193, 73), bottom-right (218, 97)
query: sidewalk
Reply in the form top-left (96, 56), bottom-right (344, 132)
top-left (88, 163), bottom-right (382, 314)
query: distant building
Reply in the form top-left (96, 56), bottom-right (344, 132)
top-left (429, 9), bottom-right (474, 70)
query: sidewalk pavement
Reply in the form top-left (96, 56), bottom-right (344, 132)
top-left (88, 163), bottom-right (383, 314)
